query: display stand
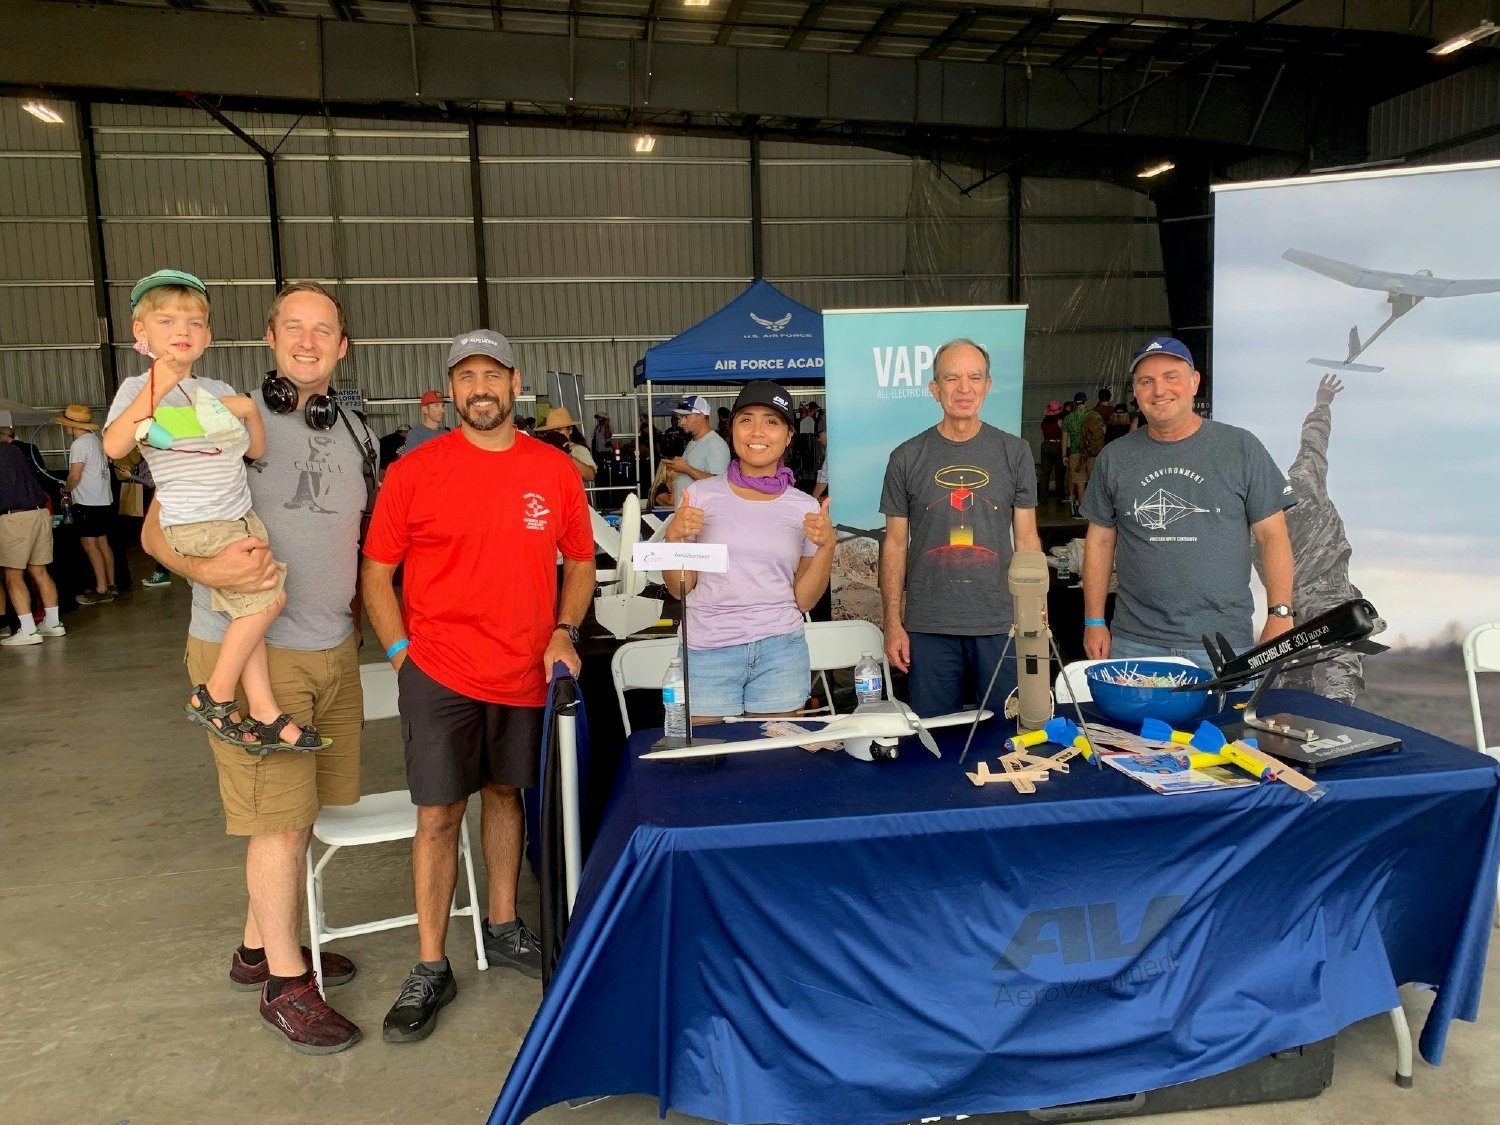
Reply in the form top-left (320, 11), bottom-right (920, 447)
top-left (632, 540), bottom-right (728, 755)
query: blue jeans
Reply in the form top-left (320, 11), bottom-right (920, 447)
top-left (1109, 630), bottom-right (1252, 673)
top-left (686, 627), bottom-right (811, 717)
top-left (907, 632), bottom-right (1018, 719)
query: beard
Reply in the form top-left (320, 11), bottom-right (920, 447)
top-left (461, 392), bottom-right (511, 432)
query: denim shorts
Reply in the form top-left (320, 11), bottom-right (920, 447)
top-left (686, 626), bottom-right (811, 718)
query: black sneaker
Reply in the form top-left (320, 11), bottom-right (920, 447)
top-left (382, 963), bottom-right (456, 1043)
top-left (483, 917), bottom-right (544, 980)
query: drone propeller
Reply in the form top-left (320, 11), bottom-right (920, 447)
top-left (890, 699), bottom-right (941, 757)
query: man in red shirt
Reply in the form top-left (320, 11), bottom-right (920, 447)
top-left (361, 328), bottom-right (595, 1043)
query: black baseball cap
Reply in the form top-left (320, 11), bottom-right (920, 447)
top-left (731, 380), bottom-right (796, 428)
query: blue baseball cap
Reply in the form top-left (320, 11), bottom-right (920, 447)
top-left (1130, 336), bottom-right (1194, 372)
top-left (130, 268), bottom-right (208, 309)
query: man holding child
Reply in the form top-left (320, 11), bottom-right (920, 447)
top-left (142, 279), bottom-right (374, 1054)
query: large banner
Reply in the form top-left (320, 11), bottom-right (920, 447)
top-left (1213, 160), bottom-right (1500, 666)
top-left (822, 305), bottom-right (1027, 622)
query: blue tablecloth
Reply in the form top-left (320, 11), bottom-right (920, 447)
top-left (491, 691), bottom-right (1500, 1125)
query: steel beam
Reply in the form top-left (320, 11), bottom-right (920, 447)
top-left (73, 100), bottom-right (117, 397)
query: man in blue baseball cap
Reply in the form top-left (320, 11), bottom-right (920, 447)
top-left (1077, 336), bottom-right (1298, 668)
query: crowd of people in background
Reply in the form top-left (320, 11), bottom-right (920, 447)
top-left (1038, 387), bottom-right (1143, 511)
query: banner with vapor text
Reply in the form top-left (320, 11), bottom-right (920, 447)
top-left (822, 304), bottom-right (1027, 623)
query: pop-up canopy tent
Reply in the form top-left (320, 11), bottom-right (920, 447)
top-left (633, 279), bottom-right (824, 386)
top-left (628, 280), bottom-right (825, 504)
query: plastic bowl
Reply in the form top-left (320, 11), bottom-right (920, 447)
top-left (1083, 660), bottom-right (1214, 725)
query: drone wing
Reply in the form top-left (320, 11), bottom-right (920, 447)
top-left (1422, 277), bottom-right (1500, 298)
top-left (1285, 248), bottom-right (1500, 299)
top-left (1282, 249), bottom-right (1403, 292)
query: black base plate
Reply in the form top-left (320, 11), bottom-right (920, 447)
top-left (1223, 715), bottom-right (1400, 770)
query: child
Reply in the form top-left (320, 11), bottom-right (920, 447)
top-left (102, 269), bottom-right (329, 753)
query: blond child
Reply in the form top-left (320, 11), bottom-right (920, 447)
top-left (102, 269), bottom-right (329, 753)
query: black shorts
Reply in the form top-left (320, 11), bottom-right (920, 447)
top-left (397, 657), bottom-right (544, 807)
top-left (73, 503), bottom-right (113, 539)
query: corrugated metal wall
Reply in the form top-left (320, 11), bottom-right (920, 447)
top-left (1369, 60), bottom-right (1500, 163)
top-left (0, 97), bottom-right (97, 409)
top-left (1, 96), bottom-right (1168, 451)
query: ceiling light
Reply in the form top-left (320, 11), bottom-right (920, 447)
top-left (22, 101), bottom-right (64, 125)
top-left (634, 134), bottom-right (656, 154)
top-left (1430, 20), bottom-right (1499, 55)
top-left (1137, 159), bottom-right (1175, 179)
top-left (682, 0), bottom-right (711, 7)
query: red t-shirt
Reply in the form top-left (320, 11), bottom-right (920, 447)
top-left (363, 429), bottom-right (593, 706)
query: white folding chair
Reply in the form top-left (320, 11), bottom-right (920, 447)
top-left (1462, 622), bottom-right (1500, 931)
top-left (804, 619), bottom-right (889, 715)
top-left (1463, 623), bottom-right (1500, 760)
top-left (304, 663), bottom-right (488, 996)
top-left (610, 637), bottom-right (681, 736)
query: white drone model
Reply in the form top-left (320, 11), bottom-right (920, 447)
top-left (593, 492), bottom-right (664, 639)
top-left (640, 699), bottom-right (993, 763)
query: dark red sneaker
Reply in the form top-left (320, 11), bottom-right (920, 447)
top-left (230, 946), bottom-right (356, 991)
top-left (260, 976), bottom-right (362, 1055)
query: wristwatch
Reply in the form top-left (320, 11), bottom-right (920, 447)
top-left (554, 622), bottom-right (580, 645)
top-left (1268, 604), bottom-right (1294, 619)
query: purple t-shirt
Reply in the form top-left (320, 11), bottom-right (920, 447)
top-left (675, 474), bottom-right (819, 650)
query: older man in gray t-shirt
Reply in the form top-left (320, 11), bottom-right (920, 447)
top-left (879, 339), bottom-right (1040, 717)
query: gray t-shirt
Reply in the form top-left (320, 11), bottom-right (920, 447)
top-left (400, 421), bottom-right (448, 455)
top-left (1079, 419), bottom-right (1296, 649)
top-left (879, 422), bottom-right (1038, 635)
top-left (189, 390), bottom-right (376, 651)
top-left (68, 432), bottom-right (113, 506)
top-left (672, 429), bottom-right (730, 505)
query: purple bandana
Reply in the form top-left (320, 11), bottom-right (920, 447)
top-left (728, 459), bottom-right (795, 496)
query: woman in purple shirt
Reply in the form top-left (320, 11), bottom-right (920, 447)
top-left (664, 380), bottom-right (835, 721)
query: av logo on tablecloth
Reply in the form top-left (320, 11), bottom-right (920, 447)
top-left (992, 896), bottom-right (1185, 1011)
top-left (996, 895), bottom-right (1184, 970)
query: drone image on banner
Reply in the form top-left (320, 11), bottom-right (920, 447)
top-left (1282, 247), bottom-right (1500, 372)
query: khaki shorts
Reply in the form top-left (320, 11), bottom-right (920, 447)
top-left (186, 633), bottom-right (363, 836)
top-left (0, 507), bottom-right (52, 569)
top-left (164, 509), bottom-right (285, 617)
top-left (1069, 453), bottom-right (1095, 487)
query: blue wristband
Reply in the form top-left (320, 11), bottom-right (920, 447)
top-left (1084, 618), bottom-right (1107, 627)
top-left (386, 638), bottom-right (410, 660)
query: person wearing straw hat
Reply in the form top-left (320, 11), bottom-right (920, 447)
top-left (534, 406), bottom-right (596, 483)
top-left (53, 403), bottom-right (118, 604)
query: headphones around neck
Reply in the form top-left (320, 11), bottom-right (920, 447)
top-left (260, 370), bottom-right (378, 524)
top-left (262, 370), bottom-right (339, 430)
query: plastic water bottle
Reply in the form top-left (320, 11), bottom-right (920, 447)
top-left (662, 655), bottom-right (687, 738)
top-left (854, 653), bottom-right (884, 706)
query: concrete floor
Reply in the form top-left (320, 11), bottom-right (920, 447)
top-left (2, 553), bottom-right (1498, 1125)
